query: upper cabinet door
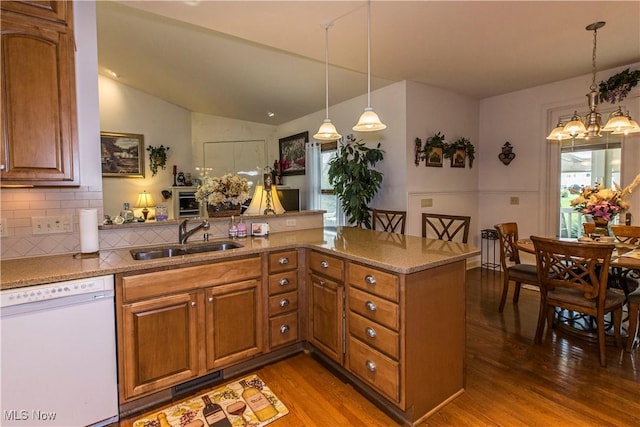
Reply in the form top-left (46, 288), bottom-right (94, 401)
top-left (1, 1), bottom-right (79, 186)
top-left (0, 1), bottom-right (69, 26)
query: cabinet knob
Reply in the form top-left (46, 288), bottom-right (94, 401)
top-left (364, 274), bottom-right (377, 285)
top-left (0, 164), bottom-right (5, 171)
top-left (208, 297), bottom-right (214, 303)
top-left (365, 301), bottom-right (377, 312)
top-left (279, 277), bottom-right (290, 286)
top-left (319, 280), bottom-right (326, 287)
top-left (279, 298), bottom-right (290, 308)
top-left (365, 360), bottom-right (377, 372)
top-left (278, 257), bottom-right (289, 265)
top-left (191, 301), bottom-right (197, 307)
top-left (279, 325), bottom-right (290, 334)
top-left (320, 260), bottom-right (329, 268)
top-left (365, 327), bottom-right (377, 338)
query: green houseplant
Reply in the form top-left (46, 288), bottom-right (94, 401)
top-left (146, 144), bottom-right (170, 176)
top-left (328, 135), bottom-right (384, 228)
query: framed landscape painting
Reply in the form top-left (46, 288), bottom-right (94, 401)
top-left (279, 131), bottom-right (308, 176)
top-left (101, 132), bottom-right (145, 178)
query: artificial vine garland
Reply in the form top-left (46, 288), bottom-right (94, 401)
top-left (598, 68), bottom-right (640, 104)
top-left (146, 144), bottom-right (170, 176)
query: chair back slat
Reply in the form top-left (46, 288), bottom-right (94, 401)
top-left (372, 209), bottom-right (406, 234)
top-left (611, 225), bottom-right (640, 245)
top-left (422, 213), bottom-right (470, 243)
top-left (531, 236), bottom-right (613, 301)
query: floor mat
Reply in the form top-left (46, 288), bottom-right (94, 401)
top-left (133, 374), bottom-right (288, 427)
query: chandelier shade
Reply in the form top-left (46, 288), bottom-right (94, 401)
top-left (602, 106), bottom-right (634, 133)
top-left (314, 23), bottom-right (342, 142)
top-left (612, 113), bottom-right (640, 135)
top-left (353, 0), bottom-right (386, 132)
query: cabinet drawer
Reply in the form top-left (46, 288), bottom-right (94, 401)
top-left (349, 263), bottom-right (399, 302)
top-left (268, 291), bottom-right (298, 316)
top-left (349, 287), bottom-right (399, 331)
top-left (348, 336), bottom-right (399, 403)
top-left (268, 272), bottom-right (298, 295)
top-left (309, 250), bottom-right (344, 281)
top-left (269, 312), bottom-right (298, 348)
top-left (349, 312), bottom-right (399, 359)
top-left (122, 256), bottom-right (260, 301)
top-left (269, 250), bottom-right (298, 274)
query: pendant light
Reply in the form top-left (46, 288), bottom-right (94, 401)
top-left (313, 23), bottom-right (342, 141)
top-left (353, 0), bottom-right (386, 132)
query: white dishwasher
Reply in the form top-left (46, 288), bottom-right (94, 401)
top-left (1, 274), bottom-right (119, 426)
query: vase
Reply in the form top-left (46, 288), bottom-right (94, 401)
top-left (207, 202), bottom-right (241, 218)
top-left (592, 217), bottom-right (610, 236)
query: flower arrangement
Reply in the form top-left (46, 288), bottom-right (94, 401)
top-left (195, 173), bottom-right (249, 207)
top-left (570, 174), bottom-right (640, 221)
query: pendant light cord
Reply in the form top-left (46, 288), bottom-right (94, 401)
top-left (366, 0), bottom-right (372, 108)
top-left (324, 24), bottom-right (330, 120)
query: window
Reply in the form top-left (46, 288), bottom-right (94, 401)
top-left (321, 142), bottom-right (338, 227)
top-left (559, 141), bottom-right (621, 238)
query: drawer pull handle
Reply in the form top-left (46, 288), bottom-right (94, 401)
top-left (319, 280), bottom-right (326, 287)
top-left (191, 301), bottom-right (197, 307)
top-left (320, 260), bottom-right (329, 268)
top-left (208, 297), bottom-right (213, 303)
top-left (279, 325), bottom-right (290, 334)
top-left (365, 301), bottom-right (377, 312)
top-left (365, 327), bottom-right (377, 338)
top-left (365, 274), bottom-right (377, 285)
top-left (279, 278), bottom-right (290, 286)
top-left (365, 360), bottom-right (377, 372)
top-left (279, 298), bottom-right (290, 308)
top-left (278, 257), bottom-right (289, 265)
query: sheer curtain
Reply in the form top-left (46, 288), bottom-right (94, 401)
top-left (305, 141), bottom-right (322, 210)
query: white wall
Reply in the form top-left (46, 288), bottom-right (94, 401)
top-left (478, 63), bottom-right (640, 242)
top-left (99, 75), bottom-right (192, 219)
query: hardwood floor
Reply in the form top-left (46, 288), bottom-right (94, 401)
top-left (119, 267), bottom-right (640, 426)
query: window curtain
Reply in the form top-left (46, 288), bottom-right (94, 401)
top-left (306, 141), bottom-right (322, 210)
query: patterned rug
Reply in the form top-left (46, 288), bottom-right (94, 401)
top-left (133, 374), bottom-right (288, 427)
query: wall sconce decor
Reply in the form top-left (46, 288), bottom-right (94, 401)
top-left (499, 142), bottom-right (516, 165)
top-left (414, 133), bottom-right (475, 168)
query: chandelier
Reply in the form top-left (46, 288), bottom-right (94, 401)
top-left (547, 22), bottom-right (636, 141)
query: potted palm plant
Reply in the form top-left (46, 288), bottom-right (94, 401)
top-left (328, 135), bottom-right (384, 228)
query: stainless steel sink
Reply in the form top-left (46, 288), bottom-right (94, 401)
top-left (130, 241), bottom-right (244, 260)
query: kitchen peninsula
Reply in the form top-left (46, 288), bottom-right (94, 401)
top-left (0, 227), bottom-right (479, 426)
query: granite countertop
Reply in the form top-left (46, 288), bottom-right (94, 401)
top-left (0, 227), bottom-right (480, 290)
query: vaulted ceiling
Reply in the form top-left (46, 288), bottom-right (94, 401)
top-left (96, 1), bottom-right (640, 125)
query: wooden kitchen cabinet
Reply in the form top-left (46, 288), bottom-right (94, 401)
top-left (117, 256), bottom-right (262, 401)
top-left (121, 292), bottom-right (200, 400)
top-left (0, 0), bottom-right (79, 186)
top-left (205, 279), bottom-right (262, 370)
top-left (308, 250), bottom-right (345, 364)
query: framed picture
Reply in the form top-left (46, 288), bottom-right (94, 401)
top-left (279, 131), bottom-right (308, 176)
top-left (425, 146), bottom-right (443, 167)
top-left (101, 132), bottom-right (145, 178)
top-left (451, 148), bottom-right (466, 168)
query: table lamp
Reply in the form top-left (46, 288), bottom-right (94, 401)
top-left (135, 191), bottom-right (156, 221)
top-left (245, 185), bottom-right (285, 215)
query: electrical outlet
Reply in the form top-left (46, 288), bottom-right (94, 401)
top-left (510, 196), bottom-right (520, 205)
top-left (0, 218), bottom-right (7, 237)
top-left (421, 198), bottom-right (433, 207)
top-left (285, 219), bottom-right (297, 227)
top-left (32, 215), bottom-right (74, 235)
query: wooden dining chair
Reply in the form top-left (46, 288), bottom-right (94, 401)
top-left (611, 225), bottom-right (640, 245)
top-left (530, 236), bottom-right (625, 367)
top-left (494, 223), bottom-right (539, 313)
top-left (583, 222), bottom-right (596, 235)
top-left (627, 288), bottom-right (640, 352)
top-left (422, 213), bottom-right (470, 243)
top-left (372, 209), bottom-right (406, 234)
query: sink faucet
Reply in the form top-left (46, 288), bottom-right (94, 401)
top-left (179, 219), bottom-right (210, 244)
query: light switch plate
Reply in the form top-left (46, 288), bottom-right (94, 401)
top-left (32, 215), bottom-right (74, 235)
top-left (421, 198), bottom-right (433, 207)
top-left (510, 196), bottom-right (520, 205)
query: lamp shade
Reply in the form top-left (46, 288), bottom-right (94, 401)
top-left (244, 185), bottom-right (285, 215)
top-left (353, 107), bottom-right (387, 132)
top-left (612, 115), bottom-right (640, 135)
top-left (602, 106), bottom-right (634, 133)
top-left (314, 119), bottom-right (342, 141)
top-left (562, 111), bottom-right (587, 137)
top-left (546, 121), bottom-right (572, 141)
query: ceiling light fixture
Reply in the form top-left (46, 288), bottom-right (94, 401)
top-left (353, 0), bottom-right (386, 132)
top-left (313, 22), bottom-right (342, 142)
top-left (547, 22), bottom-right (633, 141)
